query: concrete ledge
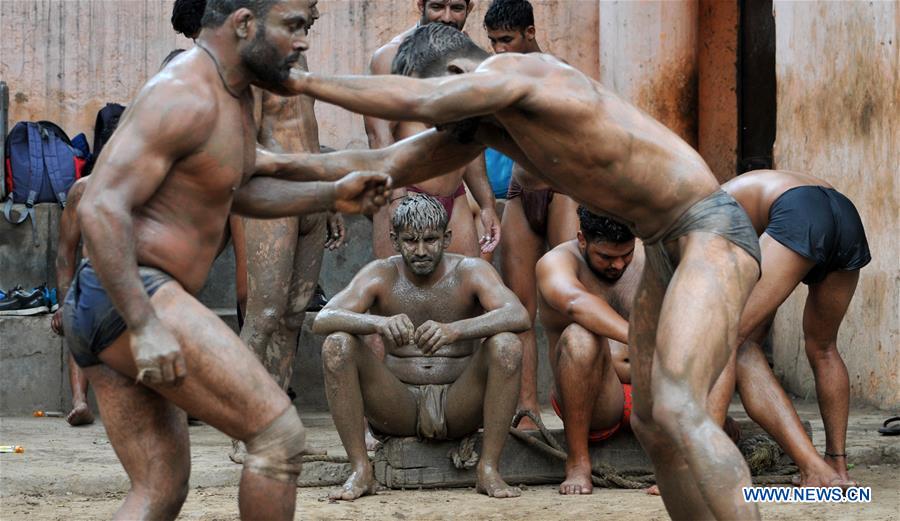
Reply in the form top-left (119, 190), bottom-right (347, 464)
top-left (0, 315), bottom-right (64, 415)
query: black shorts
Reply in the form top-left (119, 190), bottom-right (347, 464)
top-left (766, 186), bottom-right (870, 285)
top-left (63, 261), bottom-right (173, 367)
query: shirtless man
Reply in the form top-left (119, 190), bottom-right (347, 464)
top-left (536, 206), bottom-right (852, 495)
top-left (173, 0), bottom-right (339, 462)
top-left (66, 1), bottom-right (389, 518)
top-left (312, 194), bottom-right (529, 500)
top-left (51, 179), bottom-right (94, 426)
top-left (536, 208), bottom-right (641, 495)
top-left (484, 0), bottom-right (579, 427)
top-left (366, 0), bottom-right (499, 258)
top-left (723, 169), bottom-right (870, 485)
top-left (284, 24), bottom-right (763, 519)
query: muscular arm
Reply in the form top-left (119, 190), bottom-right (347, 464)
top-left (259, 128), bottom-right (484, 188)
top-left (445, 259), bottom-right (530, 341)
top-left (287, 65), bottom-right (534, 127)
top-left (55, 180), bottom-right (87, 299)
top-left (535, 251), bottom-right (630, 345)
top-left (233, 172), bottom-right (391, 218)
top-left (363, 46), bottom-right (398, 149)
top-left (311, 263), bottom-right (385, 336)
top-left (78, 79), bottom-right (215, 331)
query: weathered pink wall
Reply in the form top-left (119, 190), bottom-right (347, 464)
top-left (697, 0), bottom-right (738, 182)
top-left (770, 1), bottom-right (899, 409)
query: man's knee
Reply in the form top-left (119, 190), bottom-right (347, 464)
top-left (650, 375), bottom-right (706, 440)
top-left (243, 406), bottom-right (306, 483)
top-left (134, 460), bottom-right (189, 517)
top-left (248, 305), bottom-right (284, 337)
top-left (559, 324), bottom-right (607, 367)
top-left (484, 332), bottom-right (523, 375)
top-left (322, 332), bottom-right (358, 374)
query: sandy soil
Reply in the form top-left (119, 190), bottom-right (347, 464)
top-left (3, 465), bottom-right (897, 521)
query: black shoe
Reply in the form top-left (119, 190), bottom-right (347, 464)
top-left (305, 284), bottom-right (328, 312)
top-left (0, 286), bottom-right (50, 316)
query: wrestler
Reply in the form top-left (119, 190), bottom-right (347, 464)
top-left (484, 0), bottom-right (579, 428)
top-left (312, 194), bottom-right (529, 500)
top-left (723, 169), bottom-right (870, 485)
top-left (285, 24), bottom-right (763, 519)
top-left (68, 1), bottom-right (389, 518)
top-left (536, 209), bottom-right (640, 495)
top-left (366, 0), bottom-right (499, 259)
top-left (51, 179), bottom-right (94, 426)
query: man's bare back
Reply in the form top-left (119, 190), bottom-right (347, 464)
top-left (723, 169), bottom-right (833, 234)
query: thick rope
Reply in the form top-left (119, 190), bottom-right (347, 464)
top-left (448, 434), bottom-right (480, 469)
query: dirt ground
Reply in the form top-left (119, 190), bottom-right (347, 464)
top-left (2, 405), bottom-right (898, 521)
top-left (1, 465), bottom-right (896, 521)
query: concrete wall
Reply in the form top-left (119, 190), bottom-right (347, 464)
top-left (770, 1), bottom-right (899, 409)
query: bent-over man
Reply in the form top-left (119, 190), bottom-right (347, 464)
top-left (313, 194), bottom-right (529, 500)
top-left (723, 169), bottom-right (869, 486)
top-left (67, 1), bottom-right (389, 519)
top-left (286, 24), bottom-right (763, 519)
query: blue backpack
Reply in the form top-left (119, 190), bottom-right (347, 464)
top-left (3, 121), bottom-right (87, 242)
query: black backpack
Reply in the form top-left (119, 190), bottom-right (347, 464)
top-left (88, 103), bottom-right (125, 174)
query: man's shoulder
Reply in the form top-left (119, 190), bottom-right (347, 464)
top-left (538, 240), bottom-right (580, 272)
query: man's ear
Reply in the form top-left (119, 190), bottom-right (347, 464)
top-left (467, 1), bottom-right (475, 15)
top-left (525, 25), bottom-right (536, 42)
top-left (576, 230), bottom-right (586, 251)
top-left (442, 229), bottom-right (453, 248)
top-left (390, 231), bottom-right (401, 252)
top-left (416, 0), bottom-right (425, 13)
top-left (232, 7), bottom-right (254, 39)
top-left (446, 57), bottom-right (470, 75)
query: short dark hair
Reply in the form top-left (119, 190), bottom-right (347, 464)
top-left (201, 0), bottom-right (278, 29)
top-left (391, 23), bottom-right (489, 77)
top-left (484, 0), bottom-right (534, 32)
top-left (578, 206), bottom-right (635, 244)
top-left (172, 0), bottom-right (206, 37)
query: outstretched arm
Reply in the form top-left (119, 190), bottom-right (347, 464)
top-left (535, 251), bottom-right (629, 345)
top-left (257, 128), bottom-right (484, 189)
top-left (233, 172), bottom-right (391, 218)
top-left (286, 67), bottom-right (533, 126)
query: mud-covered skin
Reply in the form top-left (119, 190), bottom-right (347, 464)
top-left (73, 2), bottom-right (390, 520)
top-left (364, 1), bottom-right (497, 259)
top-left (724, 170), bottom-right (858, 488)
top-left (286, 49), bottom-right (769, 518)
top-left (314, 230), bottom-right (529, 500)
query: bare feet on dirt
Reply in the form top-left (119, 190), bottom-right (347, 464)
top-left (66, 402), bottom-right (94, 427)
top-left (559, 462), bottom-right (593, 495)
top-left (329, 466), bottom-right (378, 501)
top-left (821, 454), bottom-right (857, 486)
top-left (476, 463), bottom-right (521, 498)
top-left (229, 439), bottom-right (246, 464)
top-left (644, 484), bottom-right (660, 495)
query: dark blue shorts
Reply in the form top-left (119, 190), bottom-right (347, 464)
top-left (63, 261), bottom-right (173, 367)
top-left (766, 186), bottom-right (870, 285)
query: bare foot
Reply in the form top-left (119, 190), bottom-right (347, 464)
top-left (475, 463), bottom-right (521, 498)
top-left (559, 462), bottom-right (593, 495)
top-left (229, 439), bottom-right (246, 464)
top-left (303, 443), bottom-right (328, 456)
top-left (645, 484), bottom-right (660, 496)
top-left (329, 466), bottom-right (378, 501)
top-left (66, 401), bottom-right (94, 426)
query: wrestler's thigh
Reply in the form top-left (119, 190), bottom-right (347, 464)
top-left (84, 364), bottom-right (190, 486)
top-left (341, 335), bottom-right (419, 435)
top-left (803, 269), bottom-right (860, 345)
top-left (739, 233), bottom-right (815, 339)
top-left (588, 338), bottom-right (627, 430)
top-left (98, 282), bottom-right (291, 441)
top-left (499, 198), bottom-right (543, 314)
top-left (447, 194), bottom-right (479, 256)
top-left (655, 233), bottom-right (758, 399)
top-left (242, 216), bottom-right (300, 309)
top-left (546, 193), bottom-right (579, 247)
top-left (628, 265), bottom-right (666, 420)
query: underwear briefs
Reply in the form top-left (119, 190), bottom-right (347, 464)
top-left (551, 383), bottom-right (633, 442)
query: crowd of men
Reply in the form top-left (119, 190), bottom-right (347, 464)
top-left (51, 0), bottom-right (871, 520)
